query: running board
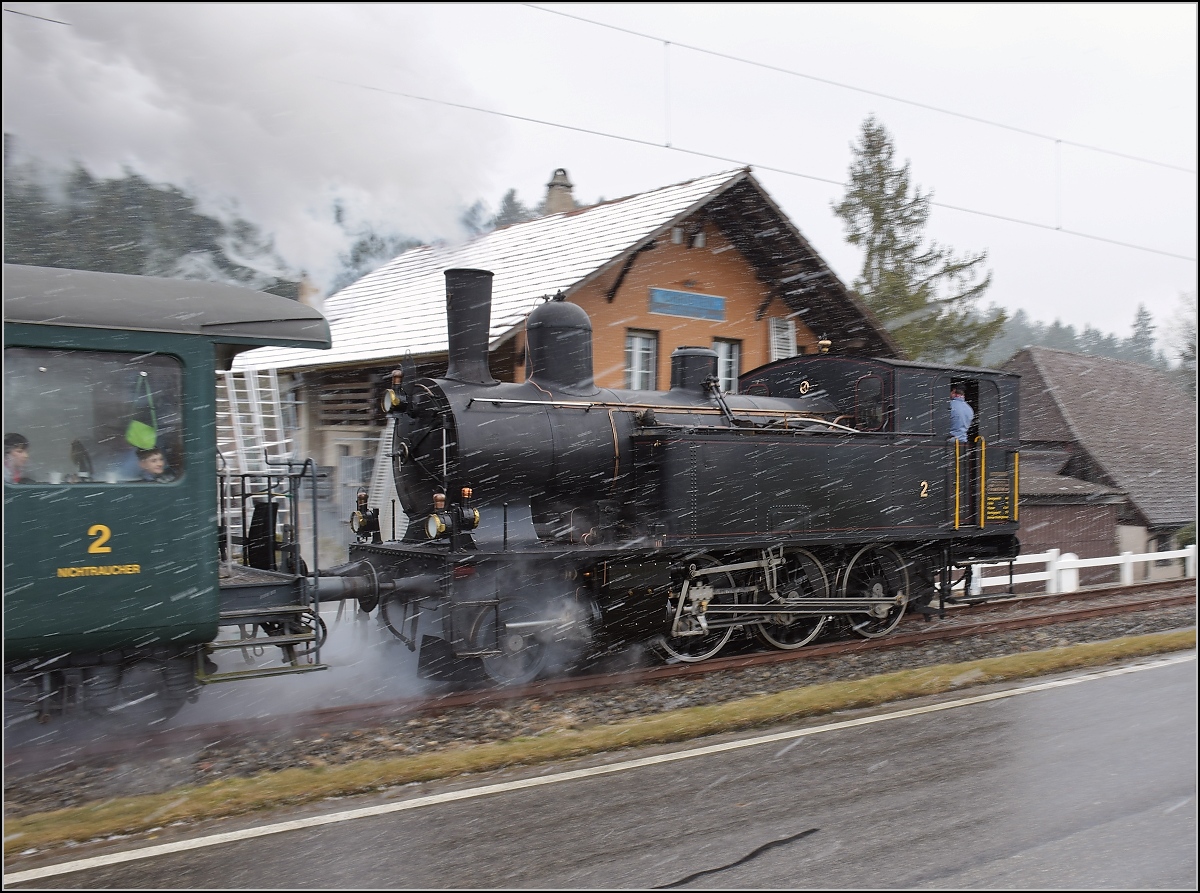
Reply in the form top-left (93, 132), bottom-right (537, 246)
top-left (701, 596), bottom-right (906, 616)
top-left (208, 632), bottom-right (315, 649)
top-left (219, 605), bottom-right (311, 621)
top-left (199, 664), bottom-right (329, 684)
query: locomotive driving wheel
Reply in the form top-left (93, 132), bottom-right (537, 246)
top-left (467, 596), bottom-right (553, 686)
top-left (652, 554), bottom-right (737, 663)
top-left (840, 544), bottom-right (910, 638)
top-left (755, 548), bottom-right (831, 650)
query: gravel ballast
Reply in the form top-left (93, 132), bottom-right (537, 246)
top-left (4, 605), bottom-right (1194, 819)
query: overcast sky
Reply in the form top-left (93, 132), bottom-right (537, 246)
top-left (3, 2), bottom-right (1196, 352)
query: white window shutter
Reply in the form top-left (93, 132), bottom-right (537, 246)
top-left (769, 318), bottom-right (797, 362)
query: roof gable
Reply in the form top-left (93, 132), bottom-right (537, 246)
top-left (234, 167), bottom-right (897, 372)
top-left (1004, 346), bottom-right (1197, 528)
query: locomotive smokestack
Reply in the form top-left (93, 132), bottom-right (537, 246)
top-left (444, 268), bottom-right (497, 385)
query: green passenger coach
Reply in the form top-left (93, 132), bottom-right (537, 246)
top-left (4, 264), bottom-right (330, 719)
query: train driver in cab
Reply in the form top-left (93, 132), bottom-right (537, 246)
top-left (950, 384), bottom-right (974, 443)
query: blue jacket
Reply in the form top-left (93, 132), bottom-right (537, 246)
top-left (950, 395), bottom-right (974, 442)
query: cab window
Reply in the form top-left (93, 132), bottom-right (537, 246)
top-left (3, 348), bottom-right (184, 485)
top-left (855, 375), bottom-right (886, 431)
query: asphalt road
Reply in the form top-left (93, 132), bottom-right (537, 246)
top-left (6, 652), bottom-right (1196, 890)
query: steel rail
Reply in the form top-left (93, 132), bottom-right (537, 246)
top-left (4, 579), bottom-right (1191, 778)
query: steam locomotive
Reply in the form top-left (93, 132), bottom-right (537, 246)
top-left (349, 268), bottom-right (1021, 684)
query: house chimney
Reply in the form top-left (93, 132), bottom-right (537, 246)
top-left (543, 168), bottom-right (576, 215)
top-left (297, 273), bottom-right (324, 314)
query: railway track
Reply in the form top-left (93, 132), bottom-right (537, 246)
top-left (4, 578), bottom-right (1193, 781)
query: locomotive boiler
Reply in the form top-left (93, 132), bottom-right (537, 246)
top-left (349, 269), bottom-right (1021, 684)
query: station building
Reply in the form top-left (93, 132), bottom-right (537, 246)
top-left (229, 167), bottom-right (900, 550)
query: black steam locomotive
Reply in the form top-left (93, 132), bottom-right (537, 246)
top-left (348, 269), bottom-right (1021, 684)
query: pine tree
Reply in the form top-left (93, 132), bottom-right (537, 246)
top-left (490, 189), bottom-right (537, 229)
top-left (1079, 325), bottom-right (1122, 359)
top-left (832, 116), bottom-right (1003, 364)
top-left (459, 200), bottom-right (490, 238)
top-left (330, 230), bottom-right (420, 294)
top-left (1043, 320), bottom-right (1080, 352)
top-left (1166, 292), bottom-right (1196, 395)
top-left (1124, 304), bottom-right (1167, 368)
top-left (3, 150), bottom-right (298, 292)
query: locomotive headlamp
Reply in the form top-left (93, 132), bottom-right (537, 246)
top-left (351, 487), bottom-right (382, 542)
top-left (352, 487), bottom-right (369, 530)
top-left (426, 491), bottom-right (451, 539)
top-left (425, 512), bottom-right (448, 539)
top-left (457, 487), bottom-right (480, 530)
top-left (381, 369), bottom-right (406, 414)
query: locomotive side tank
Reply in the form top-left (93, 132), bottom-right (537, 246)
top-left (354, 269), bottom-right (1020, 683)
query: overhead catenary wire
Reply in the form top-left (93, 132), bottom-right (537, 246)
top-left (1, 7), bottom-right (72, 26)
top-left (8, 4), bottom-right (1195, 262)
top-left (526, 3), bottom-right (1197, 176)
top-left (326, 77), bottom-right (1197, 264)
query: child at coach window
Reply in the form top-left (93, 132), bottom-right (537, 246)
top-left (136, 447), bottom-right (174, 482)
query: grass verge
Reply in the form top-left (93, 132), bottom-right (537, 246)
top-left (4, 628), bottom-right (1195, 856)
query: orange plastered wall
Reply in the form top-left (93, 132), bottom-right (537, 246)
top-left (566, 222), bottom-right (818, 389)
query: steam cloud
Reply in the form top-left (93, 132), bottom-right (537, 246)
top-left (3, 3), bottom-right (506, 290)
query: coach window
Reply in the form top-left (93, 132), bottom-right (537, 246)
top-left (855, 375), bottom-right (886, 431)
top-left (3, 347), bottom-right (185, 485)
top-left (625, 330), bottom-right (658, 390)
top-left (713, 339), bottom-right (740, 394)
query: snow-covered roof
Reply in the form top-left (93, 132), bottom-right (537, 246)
top-left (234, 168), bottom-right (749, 372)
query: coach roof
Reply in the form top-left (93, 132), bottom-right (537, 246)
top-left (3, 264), bottom-right (331, 351)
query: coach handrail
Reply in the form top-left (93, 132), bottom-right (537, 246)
top-left (963, 544), bottom-right (1196, 594)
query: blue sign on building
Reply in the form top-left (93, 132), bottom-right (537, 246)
top-left (649, 288), bottom-right (726, 321)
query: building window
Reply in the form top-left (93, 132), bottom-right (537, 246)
top-left (625, 330), bottom-right (658, 390)
top-left (713, 339), bottom-right (740, 394)
top-left (769, 317), bottom-right (798, 362)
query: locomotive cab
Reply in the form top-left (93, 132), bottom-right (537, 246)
top-left (741, 354), bottom-right (1021, 547)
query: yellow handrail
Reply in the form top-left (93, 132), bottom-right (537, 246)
top-left (1013, 452), bottom-right (1019, 522)
top-left (976, 436), bottom-right (986, 527)
top-left (954, 438), bottom-right (960, 529)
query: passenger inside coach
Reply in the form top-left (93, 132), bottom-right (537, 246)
top-left (4, 432), bottom-right (32, 484)
top-left (136, 448), bottom-right (174, 483)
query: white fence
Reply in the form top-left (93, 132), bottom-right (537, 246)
top-left (967, 545), bottom-right (1197, 595)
